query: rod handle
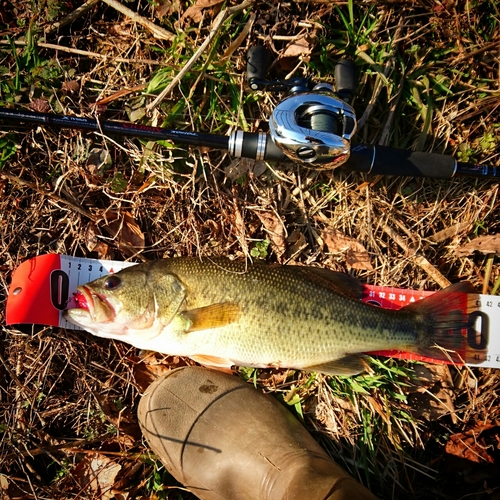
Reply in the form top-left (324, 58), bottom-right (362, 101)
top-left (345, 144), bottom-right (457, 178)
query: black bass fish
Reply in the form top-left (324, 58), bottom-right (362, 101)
top-left (64, 257), bottom-right (478, 375)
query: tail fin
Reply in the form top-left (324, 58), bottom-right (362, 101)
top-left (402, 282), bottom-right (483, 365)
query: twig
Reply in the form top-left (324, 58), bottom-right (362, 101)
top-left (45, 0), bottom-right (100, 33)
top-left (146, 0), bottom-right (254, 112)
top-left (483, 254), bottom-right (495, 294)
top-left (1, 173), bottom-right (148, 261)
top-left (445, 38), bottom-right (500, 64)
top-left (95, 84), bottom-right (147, 106)
top-left (0, 437), bottom-right (116, 461)
top-left (0, 40), bottom-right (170, 65)
top-left (101, 0), bottom-right (175, 41)
top-left (1, 172), bottom-right (96, 220)
top-left (221, 11), bottom-right (256, 61)
top-left (356, 58), bottom-right (393, 131)
top-left (382, 223), bottom-right (451, 288)
top-left (0, 344), bottom-right (30, 399)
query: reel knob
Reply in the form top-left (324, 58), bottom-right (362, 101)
top-left (247, 46), bottom-right (271, 91)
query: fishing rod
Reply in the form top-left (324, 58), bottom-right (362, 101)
top-left (0, 46), bottom-right (498, 180)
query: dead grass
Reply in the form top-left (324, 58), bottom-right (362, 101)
top-left (1, 0), bottom-right (500, 498)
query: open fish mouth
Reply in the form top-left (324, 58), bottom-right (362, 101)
top-left (69, 286), bottom-right (116, 323)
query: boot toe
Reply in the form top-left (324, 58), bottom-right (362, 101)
top-left (138, 367), bottom-right (377, 500)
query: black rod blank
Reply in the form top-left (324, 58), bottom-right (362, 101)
top-left (1, 108), bottom-right (498, 179)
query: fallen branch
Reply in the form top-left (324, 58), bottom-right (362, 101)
top-left (382, 223), bottom-right (451, 288)
top-left (46, 0), bottom-right (101, 33)
top-left (102, 0), bottom-right (175, 41)
top-left (0, 40), bottom-right (170, 65)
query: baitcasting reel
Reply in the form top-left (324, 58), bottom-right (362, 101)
top-left (246, 46), bottom-right (358, 169)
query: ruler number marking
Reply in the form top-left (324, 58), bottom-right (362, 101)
top-left (50, 270), bottom-right (70, 310)
top-left (467, 311), bottom-right (489, 351)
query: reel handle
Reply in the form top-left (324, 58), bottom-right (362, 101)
top-left (247, 46), bottom-right (271, 90)
top-left (334, 59), bottom-right (357, 103)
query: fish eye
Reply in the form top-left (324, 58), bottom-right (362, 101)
top-left (104, 275), bottom-right (121, 290)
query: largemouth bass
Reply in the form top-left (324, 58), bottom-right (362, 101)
top-left (64, 257), bottom-right (478, 375)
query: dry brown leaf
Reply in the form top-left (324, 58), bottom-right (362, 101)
top-left (94, 392), bottom-right (142, 446)
top-left (155, 0), bottom-right (181, 17)
top-left (225, 158), bottom-right (252, 181)
top-left (86, 147), bottom-right (112, 175)
top-left (286, 230), bottom-right (307, 259)
top-left (407, 364), bottom-right (456, 422)
top-left (85, 223), bottom-right (111, 259)
top-left (231, 198), bottom-right (249, 256)
top-left (0, 474), bottom-right (9, 491)
top-left (131, 353), bottom-right (194, 390)
top-left (133, 361), bottom-right (171, 391)
top-left (101, 211), bottom-right (145, 257)
top-left (61, 80), bottom-right (80, 93)
top-left (183, 0), bottom-right (223, 23)
top-left (71, 453), bottom-right (122, 499)
top-left (225, 159), bottom-right (267, 181)
top-left (321, 229), bottom-right (373, 270)
top-left (283, 37), bottom-right (311, 58)
top-left (29, 98), bottom-right (50, 113)
top-left (255, 210), bottom-right (287, 259)
top-left (445, 421), bottom-right (498, 464)
top-left (456, 233), bottom-right (500, 256)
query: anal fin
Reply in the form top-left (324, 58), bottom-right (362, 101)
top-left (304, 354), bottom-right (369, 376)
top-left (190, 354), bottom-right (234, 374)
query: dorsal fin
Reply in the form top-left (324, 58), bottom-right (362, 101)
top-left (297, 267), bottom-right (364, 299)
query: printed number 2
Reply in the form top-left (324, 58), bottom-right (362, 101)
top-left (50, 270), bottom-right (70, 310)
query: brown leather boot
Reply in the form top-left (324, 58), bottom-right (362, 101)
top-left (138, 366), bottom-right (378, 500)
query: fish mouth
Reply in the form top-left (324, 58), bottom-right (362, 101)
top-left (68, 286), bottom-right (116, 323)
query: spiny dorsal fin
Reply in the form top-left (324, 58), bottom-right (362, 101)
top-left (181, 303), bottom-right (241, 332)
top-left (304, 354), bottom-right (369, 376)
top-left (296, 267), bottom-right (364, 299)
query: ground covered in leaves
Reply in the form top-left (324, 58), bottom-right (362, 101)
top-left (1, 0), bottom-right (499, 499)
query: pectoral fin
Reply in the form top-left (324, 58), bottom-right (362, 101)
top-left (304, 354), bottom-right (369, 376)
top-left (181, 303), bottom-right (241, 332)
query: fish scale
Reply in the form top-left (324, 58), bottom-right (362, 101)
top-left (65, 257), bottom-right (478, 375)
